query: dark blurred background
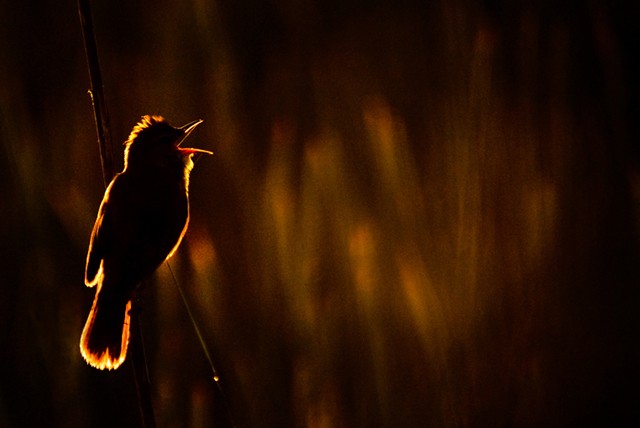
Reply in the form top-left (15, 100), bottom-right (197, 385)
top-left (1, 0), bottom-right (639, 427)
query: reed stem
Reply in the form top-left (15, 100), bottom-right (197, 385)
top-left (78, 1), bottom-right (156, 427)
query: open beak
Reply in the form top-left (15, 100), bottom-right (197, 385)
top-left (177, 119), bottom-right (213, 155)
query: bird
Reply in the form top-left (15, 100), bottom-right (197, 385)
top-left (80, 115), bottom-right (212, 370)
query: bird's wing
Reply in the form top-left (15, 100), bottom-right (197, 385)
top-left (84, 179), bottom-right (116, 287)
top-left (84, 170), bottom-right (189, 289)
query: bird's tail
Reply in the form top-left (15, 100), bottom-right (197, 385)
top-left (80, 285), bottom-right (132, 370)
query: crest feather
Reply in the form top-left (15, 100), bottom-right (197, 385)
top-left (127, 115), bottom-right (166, 144)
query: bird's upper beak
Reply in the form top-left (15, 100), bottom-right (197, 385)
top-left (177, 119), bottom-right (213, 155)
top-left (179, 119), bottom-right (203, 137)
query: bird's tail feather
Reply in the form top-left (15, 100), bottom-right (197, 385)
top-left (80, 286), bottom-right (132, 370)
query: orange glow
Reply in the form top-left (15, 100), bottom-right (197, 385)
top-left (348, 222), bottom-right (377, 304)
top-left (84, 261), bottom-right (102, 288)
top-left (187, 227), bottom-right (218, 275)
top-left (397, 249), bottom-right (443, 342)
top-left (80, 211), bottom-right (186, 371)
top-left (165, 215), bottom-right (190, 262)
top-left (79, 292), bottom-right (132, 371)
top-left (126, 115), bottom-right (166, 144)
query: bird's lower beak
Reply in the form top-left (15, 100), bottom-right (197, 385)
top-left (179, 147), bottom-right (214, 155)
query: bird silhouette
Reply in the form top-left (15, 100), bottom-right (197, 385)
top-left (80, 115), bottom-right (212, 370)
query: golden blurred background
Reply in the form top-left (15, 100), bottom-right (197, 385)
top-left (0, 0), bottom-right (639, 427)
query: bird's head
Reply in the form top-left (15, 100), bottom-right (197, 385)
top-left (124, 115), bottom-right (212, 171)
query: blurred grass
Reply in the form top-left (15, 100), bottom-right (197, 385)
top-left (1, 0), bottom-right (639, 427)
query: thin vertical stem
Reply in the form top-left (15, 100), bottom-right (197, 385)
top-left (77, 0), bottom-right (114, 185)
top-left (130, 305), bottom-right (157, 428)
top-left (77, 1), bottom-right (156, 427)
top-left (166, 263), bottom-right (237, 427)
